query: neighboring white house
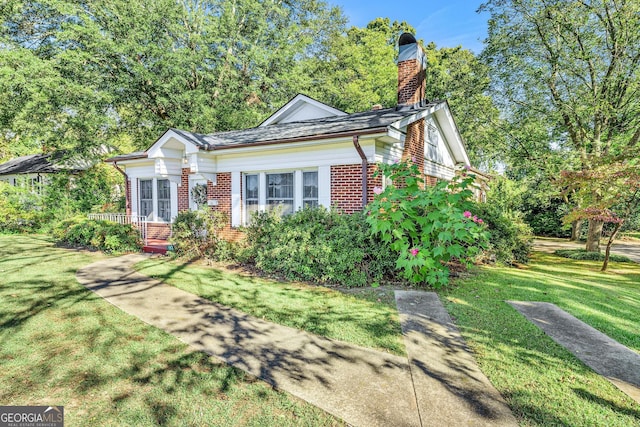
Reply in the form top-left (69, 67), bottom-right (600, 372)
top-left (0, 152), bottom-right (81, 194)
top-left (106, 33), bottom-right (473, 241)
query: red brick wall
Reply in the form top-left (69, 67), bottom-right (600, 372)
top-left (178, 168), bottom-right (190, 212)
top-left (146, 223), bottom-right (171, 240)
top-left (125, 178), bottom-right (131, 216)
top-left (207, 172), bottom-right (244, 241)
top-left (424, 175), bottom-right (438, 187)
top-left (402, 118), bottom-right (425, 176)
top-left (331, 164), bottom-right (382, 214)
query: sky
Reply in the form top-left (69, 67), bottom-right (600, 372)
top-left (330, 0), bottom-right (489, 54)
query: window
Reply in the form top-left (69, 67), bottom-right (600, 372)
top-left (157, 179), bottom-right (171, 222)
top-left (303, 171), bottom-right (318, 208)
top-left (140, 179), bottom-right (153, 218)
top-left (267, 173), bottom-right (294, 216)
top-left (245, 174), bottom-right (259, 222)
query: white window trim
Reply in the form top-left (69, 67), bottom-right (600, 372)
top-left (136, 177), bottom-right (178, 223)
top-left (240, 168), bottom-right (324, 225)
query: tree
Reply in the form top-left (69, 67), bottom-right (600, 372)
top-left (481, 0), bottom-right (640, 251)
top-left (305, 18), bottom-right (414, 112)
top-left (424, 44), bottom-right (504, 169)
top-left (309, 18), bottom-right (503, 166)
top-left (561, 161), bottom-right (640, 271)
top-left (0, 0), bottom-right (346, 155)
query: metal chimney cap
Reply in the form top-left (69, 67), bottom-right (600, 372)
top-left (398, 33), bottom-right (417, 46)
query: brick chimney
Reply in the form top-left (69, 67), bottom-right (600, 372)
top-left (397, 33), bottom-right (426, 175)
top-left (397, 33), bottom-right (426, 110)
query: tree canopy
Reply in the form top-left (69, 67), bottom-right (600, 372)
top-left (0, 0), bottom-right (345, 157)
top-left (481, 0), bottom-right (640, 249)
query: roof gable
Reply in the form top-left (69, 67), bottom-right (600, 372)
top-left (259, 94), bottom-right (346, 127)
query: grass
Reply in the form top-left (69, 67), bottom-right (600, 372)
top-left (9, 232), bottom-right (639, 426)
top-left (0, 234), bottom-right (341, 426)
top-left (554, 248), bottom-right (632, 262)
top-left (623, 231), bottom-right (640, 240)
top-left (135, 258), bottom-right (405, 355)
top-left (439, 252), bottom-right (640, 426)
top-left (136, 250), bottom-right (640, 426)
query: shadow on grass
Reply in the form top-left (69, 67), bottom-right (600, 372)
top-left (74, 255), bottom-right (416, 426)
top-left (0, 235), bottom-right (340, 426)
top-left (136, 258), bottom-right (404, 355)
top-left (441, 293), bottom-right (640, 425)
top-left (573, 388), bottom-right (640, 419)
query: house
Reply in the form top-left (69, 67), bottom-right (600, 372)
top-left (0, 152), bottom-right (85, 194)
top-left (106, 33), bottom-right (472, 242)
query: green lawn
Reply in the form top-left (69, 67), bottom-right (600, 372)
top-left (137, 250), bottom-right (640, 426)
top-left (623, 231), bottom-right (640, 240)
top-left (4, 234), bottom-right (640, 426)
top-left (135, 258), bottom-right (405, 355)
top-left (440, 252), bottom-right (640, 426)
top-left (0, 235), bottom-right (340, 426)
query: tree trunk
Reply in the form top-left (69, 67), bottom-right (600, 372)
top-left (585, 219), bottom-right (604, 252)
top-left (570, 219), bottom-right (582, 241)
top-left (602, 221), bottom-right (623, 272)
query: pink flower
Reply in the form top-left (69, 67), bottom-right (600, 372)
top-left (477, 219), bottom-right (484, 224)
top-left (410, 248), bottom-right (419, 256)
top-left (465, 165), bottom-right (471, 171)
top-left (463, 211), bottom-right (472, 218)
top-left (373, 186), bottom-right (383, 195)
top-left (473, 215), bottom-right (478, 222)
top-left (393, 158), bottom-right (401, 164)
top-left (411, 156), bottom-right (417, 163)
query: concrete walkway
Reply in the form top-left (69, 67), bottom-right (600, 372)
top-left (76, 255), bottom-right (516, 427)
top-left (509, 301), bottom-right (640, 404)
top-left (396, 291), bottom-right (517, 426)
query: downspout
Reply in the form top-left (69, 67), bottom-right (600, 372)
top-left (352, 136), bottom-right (368, 209)
top-left (112, 161), bottom-right (130, 216)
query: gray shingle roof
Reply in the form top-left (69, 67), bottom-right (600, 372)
top-left (0, 153), bottom-right (62, 175)
top-left (172, 102), bottom-right (442, 150)
top-left (106, 102), bottom-right (443, 162)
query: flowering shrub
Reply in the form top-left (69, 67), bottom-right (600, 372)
top-left (366, 160), bottom-right (489, 288)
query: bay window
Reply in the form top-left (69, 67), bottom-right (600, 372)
top-left (138, 178), bottom-right (173, 222)
top-left (140, 179), bottom-right (153, 218)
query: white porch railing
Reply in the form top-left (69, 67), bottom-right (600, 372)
top-left (87, 213), bottom-right (151, 245)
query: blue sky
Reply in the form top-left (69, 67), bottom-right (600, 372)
top-left (330, 0), bottom-right (489, 53)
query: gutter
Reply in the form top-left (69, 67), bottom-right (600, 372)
top-left (352, 135), bottom-right (368, 209)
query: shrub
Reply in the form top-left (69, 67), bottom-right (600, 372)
top-left (554, 249), bottom-right (632, 263)
top-left (0, 182), bottom-right (46, 233)
top-left (244, 207), bottom-right (396, 287)
top-left (366, 161), bottom-right (489, 288)
top-left (472, 203), bottom-right (533, 264)
top-left (170, 209), bottom-right (227, 260)
top-left (56, 217), bottom-right (142, 253)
